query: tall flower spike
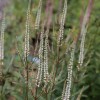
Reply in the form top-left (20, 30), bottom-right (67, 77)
top-left (0, 14), bottom-right (5, 79)
top-left (44, 29), bottom-right (49, 84)
top-left (77, 12), bottom-right (88, 70)
top-left (77, 28), bottom-right (87, 70)
top-left (24, 0), bottom-right (31, 60)
top-left (36, 29), bottom-right (44, 87)
top-left (77, 0), bottom-right (93, 70)
top-left (35, 0), bottom-right (42, 29)
top-left (58, 0), bottom-right (67, 46)
top-left (63, 42), bottom-right (75, 100)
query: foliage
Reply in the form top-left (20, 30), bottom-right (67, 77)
top-left (0, 0), bottom-right (100, 100)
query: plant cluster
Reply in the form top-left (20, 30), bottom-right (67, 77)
top-left (0, 0), bottom-right (100, 100)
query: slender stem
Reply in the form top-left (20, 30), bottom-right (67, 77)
top-left (34, 86), bottom-right (38, 100)
top-left (0, 63), bottom-right (4, 100)
top-left (50, 46), bottom-right (60, 99)
top-left (46, 88), bottom-right (48, 100)
top-left (26, 56), bottom-right (29, 100)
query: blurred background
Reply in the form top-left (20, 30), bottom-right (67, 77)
top-left (0, 0), bottom-right (100, 100)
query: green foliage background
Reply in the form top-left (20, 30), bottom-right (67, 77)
top-left (0, 0), bottom-right (100, 100)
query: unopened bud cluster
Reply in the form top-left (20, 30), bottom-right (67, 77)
top-left (35, 0), bottom-right (42, 29)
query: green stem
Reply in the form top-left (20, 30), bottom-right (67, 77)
top-left (25, 56), bottom-right (29, 100)
top-left (50, 46), bottom-right (60, 99)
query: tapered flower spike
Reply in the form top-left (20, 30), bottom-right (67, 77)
top-left (24, 0), bottom-right (31, 60)
top-left (63, 42), bottom-right (75, 100)
top-left (77, 14), bottom-right (87, 70)
top-left (0, 14), bottom-right (5, 79)
top-left (77, 0), bottom-right (93, 70)
top-left (36, 28), bottom-right (50, 87)
top-left (44, 29), bottom-right (49, 83)
top-left (35, 0), bottom-right (42, 29)
top-left (58, 0), bottom-right (67, 46)
top-left (77, 28), bottom-right (87, 70)
top-left (36, 29), bottom-right (44, 87)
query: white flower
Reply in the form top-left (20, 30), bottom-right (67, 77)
top-left (0, 14), bottom-right (5, 78)
top-left (63, 43), bottom-right (75, 100)
top-left (58, 0), bottom-right (67, 46)
top-left (24, 2), bottom-right (30, 60)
